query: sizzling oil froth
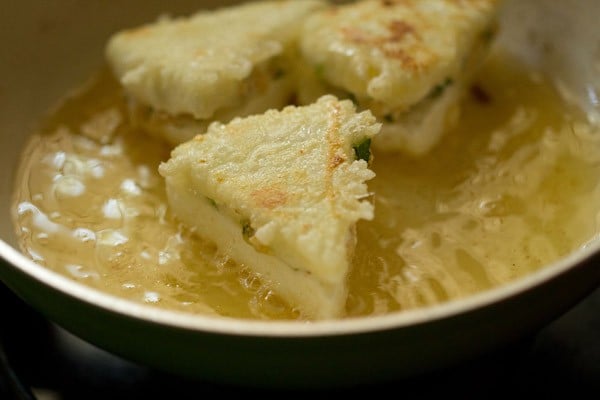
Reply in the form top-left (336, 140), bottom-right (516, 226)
top-left (11, 50), bottom-right (600, 320)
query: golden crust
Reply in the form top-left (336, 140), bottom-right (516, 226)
top-left (301, 0), bottom-right (500, 111)
top-left (159, 95), bottom-right (380, 318)
top-left (106, 0), bottom-right (325, 120)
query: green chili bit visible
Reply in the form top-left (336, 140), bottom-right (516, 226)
top-left (428, 77), bottom-right (454, 99)
top-left (273, 68), bottom-right (286, 79)
top-left (481, 26), bottom-right (497, 43)
top-left (242, 220), bottom-right (255, 240)
top-left (315, 63), bottom-right (326, 80)
top-left (353, 138), bottom-right (372, 163)
top-left (206, 197), bottom-right (218, 208)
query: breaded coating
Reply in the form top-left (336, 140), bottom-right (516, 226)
top-left (159, 95), bottom-right (380, 319)
top-left (300, 0), bottom-right (500, 155)
top-left (106, 0), bottom-right (326, 145)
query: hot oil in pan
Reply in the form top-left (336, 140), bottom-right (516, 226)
top-left (11, 50), bottom-right (600, 320)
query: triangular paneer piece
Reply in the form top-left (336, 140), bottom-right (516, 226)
top-left (159, 95), bottom-right (380, 319)
top-left (106, 0), bottom-right (326, 145)
top-left (299, 0), bottom-right (500, 156)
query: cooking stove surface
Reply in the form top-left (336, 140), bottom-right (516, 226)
top-left (1, 282), bottom-right (598, 399)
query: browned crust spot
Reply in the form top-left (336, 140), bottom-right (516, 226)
top-left (251, 187), bottom-right (288, 209)
top-left (388, 19), bottom-right (417, 42)
top-left (340, 15), bottom-right (430, 71)
top-left (324, 100), bottom-right (344, 213)
top-left (329, 153), bottom-right (347, 170)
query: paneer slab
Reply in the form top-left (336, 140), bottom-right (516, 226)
top-left (158, 96), bottom-right (380, 319)
top-left (106, 0), bottom-right (326, 145)
top-left (300, 0), bottom-right (500, 156)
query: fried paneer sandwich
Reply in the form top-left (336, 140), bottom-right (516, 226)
top-left (300, 0), bottom-right (501, 156)
top-left (106, 0), bottom-right (326, 145)
top-left (159, 96), bottom-right (380, 319)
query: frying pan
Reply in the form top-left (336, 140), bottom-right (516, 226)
top-left (0, 0), bottom-right (599, 388)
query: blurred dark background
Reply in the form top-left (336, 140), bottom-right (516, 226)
top-left (1, 282), bottom-right (598, 399)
